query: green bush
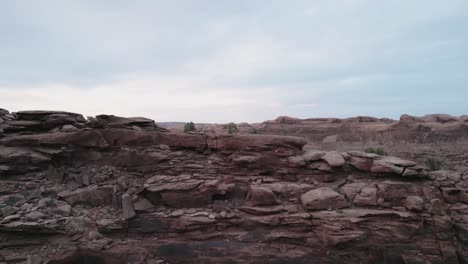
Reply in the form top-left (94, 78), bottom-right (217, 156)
top-left (226, 122), bottom-right (238, 134)
top-left (364, 147), bottom-right (385, 155)
top-left (183, 122), bottom-right (196, 133)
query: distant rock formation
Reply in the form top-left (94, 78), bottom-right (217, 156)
top-left (256, 114), bottom-right (468, 168)
top-left (0, 109), bottom-right (468, 263)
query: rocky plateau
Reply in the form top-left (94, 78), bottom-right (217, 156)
top-left (1, 108), bottom-right (468, 264)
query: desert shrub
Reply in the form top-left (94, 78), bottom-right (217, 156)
top-left (226, 122), bottom-right (238, 134)
top-left (249, 128), bottom-right (258, 134)
top-left (183, 122), bottom-right (196, 133)
top-left (364, 147), bottom-right (386, 155)
top-left (45, 199), bottom-right (57, 207)
top-left (425, 158), bottom-right (455, 171)
top-left (425, 158), bottom-right (443, 171)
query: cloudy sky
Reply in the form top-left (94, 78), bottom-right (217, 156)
top-left (1, 0), bottom-right (467, 122)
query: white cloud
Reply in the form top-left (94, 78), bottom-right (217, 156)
top-left (0, 73), bottom-right (291, 122)
top-left (1, 0), bottom-right (467, 121)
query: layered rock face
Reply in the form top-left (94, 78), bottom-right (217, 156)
top-left (1, 109), bottom-right (468, 264)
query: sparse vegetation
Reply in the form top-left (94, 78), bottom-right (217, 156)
top-left (364, 147), bottom-right (386, 155)
top-left (425, 158), bottom-right (455, 171)
top-left (249, 128), bottom-right (259, 134)
top-left (45, 199), bottom-right (57, 207)
top-left (445, 163), bottom-right (456, 171)
top-left (183, 122), bottom-right (196, 133)
top-left (226, 122), bottom-right (238, 134)
top-left (425, 158), bottom-right (443, 171)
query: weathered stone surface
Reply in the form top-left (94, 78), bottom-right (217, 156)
top-left (288, 155), bottom-right (305, 167)
top-left (301, 187), bottom-right (347, 210)
top-left (0, 130), bottom-right (109, 148)
top-left (26, 255), bottom-right (43, 264)
top-left (371, 159), bottom-right (404, 174)
top-left (246, 186), bottom-right (278, 206)
top-left (0, 147), bottom-right (50, 174)
top-left (207, 134), bottom-right (307, 150)
top-left (1, 206), bottom-right (18, 217)
top-left (0, 109), bottom-right (466, 264)
top-left (0, 108), bottom-right (9, 116)
top-left (58, 185), bottom-right (113, 206)
top-left (25, 211), bottom-right (46, 221)
top-left (429, 199), bottom-right (446, 215)
top-left (15, 110), bottom-right (85, 121)
top-left (405, 196), bottom-right (424, 211)
top-left (97, 219), bottom-right (127, 233)
top-left (121, 194), bottom-right (136, 219)
top-left (45, 165), bottom-right (64, 183)
top-left (238, 205), bottom-right (283, 215)
top-left (133, 197), bottom-right (154, 212)
top-left (99, 129), bottom-right (206, 149)
top-left (354, 186), bottom-right (378, 206)
top-left (348, 155), bottom-right (374, 171)
top-left (60, 124), bottom-right (79, 132)
top-left (95, 114), bottom-right (156, 129)
top-left (342, 182), bottom-right (367, 200)
top-left (56, 204), bottom-right (72, 216)
top-left (378, 156), bottom-right (417, 167)
top-left (347, 151), bottom-right (380, 159)
top-left (321, 151), bottom-right (345, 167)
top-left (302, 150), bottom-right (325, 162)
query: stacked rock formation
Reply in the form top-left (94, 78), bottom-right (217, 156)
top-left (1, 109), bottom-right (468, 263)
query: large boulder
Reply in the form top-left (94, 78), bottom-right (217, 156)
top-left (133, 198), bottom-right (154, 212)
top-left (405, 196), bottom-right (424, 211)
top-left (321, 151), bottom-right (345, 167)
top-left (246, 186), bottom-right (279, 206)
top-left (354, 186), bottom-right (378, 206)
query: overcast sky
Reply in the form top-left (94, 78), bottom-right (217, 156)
top-left (1, 0), bottom-right (467, 122)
